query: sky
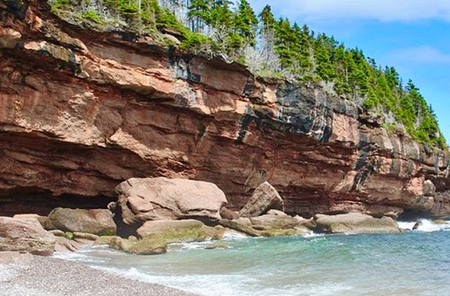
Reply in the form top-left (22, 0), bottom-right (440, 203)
top-left (248, 0), bottom-right (450, 142)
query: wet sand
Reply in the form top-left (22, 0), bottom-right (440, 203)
top-left (0, 252), bottom-right (196, 296)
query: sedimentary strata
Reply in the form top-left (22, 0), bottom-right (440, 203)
top-left (0, 0), bottom-right (449, 220)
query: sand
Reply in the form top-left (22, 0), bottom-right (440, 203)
top-left (0, 252), bottom-right (196, 296)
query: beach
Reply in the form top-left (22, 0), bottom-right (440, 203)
top-left (47, 227), bottom-right (450, 296)
top-left (0, 252), bottom-right (196, 296)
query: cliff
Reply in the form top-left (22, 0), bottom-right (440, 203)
top-left (1, 0), bottom-right (450, 218)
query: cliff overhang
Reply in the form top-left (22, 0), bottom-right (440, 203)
top-left (1, 0), bottom-right (450, 218)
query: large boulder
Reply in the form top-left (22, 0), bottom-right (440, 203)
top-left (43, 208), bottom-right (116, 235)
top-left (116, 177), bottom-right (227, 225)
top-left (240, 182), bottom-right (284, 217)
top-left (0, 217), bottom-right (56, 256)
top-left (137, 219), bottom-right (207, 243)
top-left (314, 213), bottom-right (401, 234)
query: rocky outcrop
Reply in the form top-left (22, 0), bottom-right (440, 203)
top-left (0, 0), bottom-right (449, 220)
top-left (109, 236), bottom-right (167, 255)
top-left (0, 217), bottom-right (56, 255)
top-left (220, 210), bottom-right (311, 237)
top-left (42, 208), bottom-right (116, 235)
top-left (116, 178), bottom-right (227, 225)
top-left (314, 213), bottom-right (401, 234)
top-left (240, 182), bottom-right (284, 217)
top-left (136, 219), bottom-right (207, 243)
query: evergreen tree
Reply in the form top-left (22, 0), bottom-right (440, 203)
top-left (234, 0), bottom-right (258, 47)
top-left (298, 24), bottom-right (313, 74)
top-left (384, 66), bottom-right (400, 91)
top-left (274, 18), bottom-right (297, 69)
top-left (314, 33), bottom-right (335, 81)
top-left (188, 0), bottom-right (212, 32)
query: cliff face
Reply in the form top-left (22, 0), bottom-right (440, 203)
top-left (1, 0), bottom-right (450, 218)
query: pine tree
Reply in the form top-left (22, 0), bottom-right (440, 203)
top-left (188, 0), bottom-right (212, 32)
top-left (234, 0), bottom-right (258, 47)
top-left (298, 24), bottom-right (313, 74)
top-left (274, 17), bottom-right (295, 68)
top-left (314, 33), bottom-right (335, 81)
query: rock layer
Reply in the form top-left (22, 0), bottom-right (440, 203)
top-left (0, 0), bottom-right (450, 218)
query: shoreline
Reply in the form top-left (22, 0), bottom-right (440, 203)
top-left (0, 252), bottom-right (196, 296)
top-left (2, 222), bottom-right (449, 296)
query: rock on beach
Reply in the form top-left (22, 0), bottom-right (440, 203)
top-left (116, 177), bottom-right (227, 225)
top-left (0, 217), bottom-right (56, 256)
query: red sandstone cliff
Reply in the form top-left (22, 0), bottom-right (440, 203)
top-left (1, 0), bottom-right (449, 218)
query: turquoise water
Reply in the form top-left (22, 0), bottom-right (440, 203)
top-left (58, 222), bottom-right (450, 296)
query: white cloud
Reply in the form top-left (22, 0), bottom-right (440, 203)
top-left (388, 46), bottom-right (450, 65)
top-left (248, 0), bottom-right (450, 22)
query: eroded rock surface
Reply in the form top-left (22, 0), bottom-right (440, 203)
top-left (109, 236), bottom-right (167, 255)
top-left (220, 210), bottom-right (311, 237)
top-left (43, 208), bottom-right (116, 235)
top-left (0, 217), bottom-right (56, 255)
top-left (136, 219), bottom-right (207, 242)
top-left (240, 182), bottom-right (284, 217)
top-left (314, 213), bottom-right (401, 234)
top-left (0, 0), bottom-right (449, 219)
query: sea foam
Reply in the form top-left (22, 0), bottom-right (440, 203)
top-left (397, 219), bottom-right (450, 232)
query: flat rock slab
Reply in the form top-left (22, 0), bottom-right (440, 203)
top-left (314, 213), bottom-right (401, 234)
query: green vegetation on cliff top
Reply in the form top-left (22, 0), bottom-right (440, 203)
top-left (49, 0), bottom-right (446, 148)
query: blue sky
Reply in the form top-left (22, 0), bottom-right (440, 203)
top-left (248, 0), bottom-right (450, 142)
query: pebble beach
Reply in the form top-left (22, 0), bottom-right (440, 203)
top-left (0, 252), bottom-right (196, 296)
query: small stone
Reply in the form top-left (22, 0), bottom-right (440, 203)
top-left (204, 243), bottom-right (230, 250)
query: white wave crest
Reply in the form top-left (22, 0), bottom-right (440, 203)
top-left (398, 219), bottom-right (450, 232)
top-left (221, 230), bottom-right (248, 240)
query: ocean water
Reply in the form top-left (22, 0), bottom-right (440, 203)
top-left (56, 221), bottom-right (450, 296)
